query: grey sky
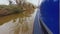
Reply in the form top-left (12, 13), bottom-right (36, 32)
top-left (0, 0), bottom-right (9, 5)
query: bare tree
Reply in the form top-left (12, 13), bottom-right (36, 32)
top-left (15, 0), bottom-right (26, 5)
top-left (8, 0), bottom-right (13, 5)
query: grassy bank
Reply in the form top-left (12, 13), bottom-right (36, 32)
top-left (0, 3), bottom-right (36, 25)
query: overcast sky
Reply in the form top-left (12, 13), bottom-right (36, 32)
top-left (0, 0), bottom-right (9, 5)
top-left (0, 0), bottom-right (43, 6)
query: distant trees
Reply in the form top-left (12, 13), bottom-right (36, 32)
top-left (15, 0), bottom-right (25, 5)
top-left (8, 0), bottom-right (13, 5)
top-left (8, 0), bottom-right (26, 5)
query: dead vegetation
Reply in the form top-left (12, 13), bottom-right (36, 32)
top-left (0, 0), bottom-right (36, 25)
top-left (0, 0), bottom-right (36, 34)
